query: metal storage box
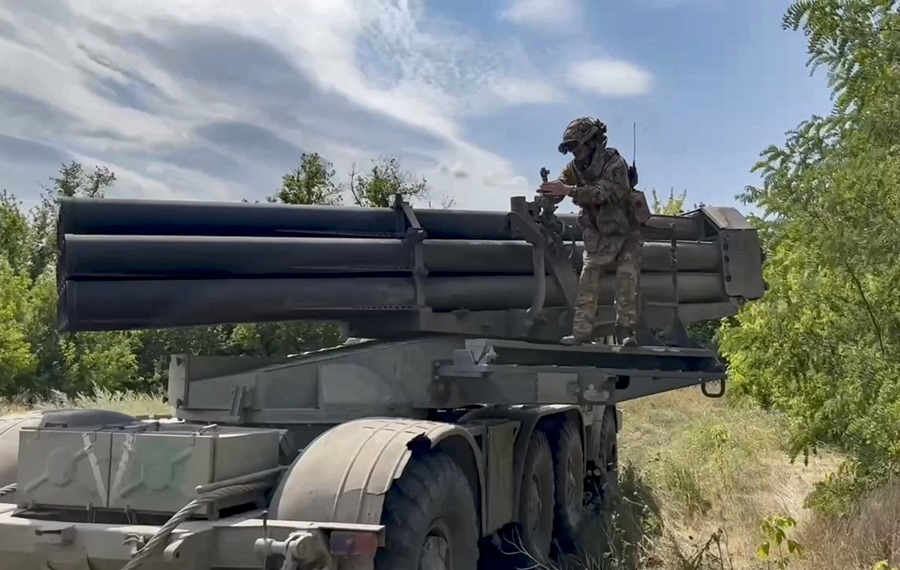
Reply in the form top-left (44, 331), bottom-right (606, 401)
top-left (16, 422), bottom-right (281, 515)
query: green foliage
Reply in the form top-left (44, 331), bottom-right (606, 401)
top-left (757, 514), bottom-right (803, 568)
top-left (268, 152), bottom-right (431, 209)
top-left (0, 258), bottom-right (37, 392)
top-left (718, 0), bottom-right (900, 516)
top-left (651, 188), bottom-right (687, 215)
top-left (268, 152), bottom-right (342, 206)
top-left (0, 190), bottom-right (31, 270)
top-left (0, 164), bottom-right (141, 398)
top-left (348, 156), bottom-right (429, 207)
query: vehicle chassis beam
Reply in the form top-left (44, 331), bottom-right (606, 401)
top-left (431, 338), bottom-right (725, 407)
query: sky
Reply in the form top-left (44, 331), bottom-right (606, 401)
top-left (0, 0), bottom-right (835, 215)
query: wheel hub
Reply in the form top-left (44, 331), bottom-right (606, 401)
top-left (420, 528), bottom-right (450, 570)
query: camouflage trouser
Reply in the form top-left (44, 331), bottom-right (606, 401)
top-left (572, 233), bottom-right (642, 342)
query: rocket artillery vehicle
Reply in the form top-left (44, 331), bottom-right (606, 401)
top-left (0, 191), bottom-right (766, 570)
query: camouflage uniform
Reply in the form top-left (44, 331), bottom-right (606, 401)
top-left (554, 118), bottom-right (643, 346)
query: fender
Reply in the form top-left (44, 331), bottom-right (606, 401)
top-left (458, 405), bottom-right (584, 516)
top-left (269, 417), bottom-right (487, 533)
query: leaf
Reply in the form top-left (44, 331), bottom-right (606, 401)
top-left (719, 0), bottom-right (900, 512)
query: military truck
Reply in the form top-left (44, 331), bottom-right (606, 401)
top-left (0, 193), bottom-right (765, 570)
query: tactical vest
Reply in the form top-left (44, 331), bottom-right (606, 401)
top-left (566, 148), bottom-right (651, 228)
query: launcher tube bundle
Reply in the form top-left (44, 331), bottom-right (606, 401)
top-left (55, 196), bottom-right (766, 337)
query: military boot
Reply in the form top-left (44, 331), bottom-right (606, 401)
top-left (616, 325), bottom-right (638, 347)
top-left (561, 334), bottom-right (592, 346)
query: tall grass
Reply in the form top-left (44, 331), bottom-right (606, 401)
top-left (796, 479), bottom-right (900, 569)
top-left (580, 388), bottom-right (899, 569)
top-left (0, 385), bottom-right (171, 418)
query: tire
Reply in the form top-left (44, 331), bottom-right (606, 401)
top-left (585, 407), bottom-right (619, 518)
top-left (598, 407), bottom-right (619, 506)
top-left (575, 408), bottom-right (619, 565)
top-left (516, 429), bottom-right (555, 564)
top-left (550, 420), bottom-right (585, 554)
top-left (375, 450), bottom-right (479, 570)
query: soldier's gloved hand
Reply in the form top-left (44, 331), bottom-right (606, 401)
top-left (537, 180), bottom-right (573, 198)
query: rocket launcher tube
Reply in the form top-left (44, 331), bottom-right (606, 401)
top-left (58, 273), bottom-right (729, 332)
top-left (57, 196), bottom-right (715, 242)
top-left (58, 235), bottom-right (724, 279)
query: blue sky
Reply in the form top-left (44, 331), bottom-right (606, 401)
top-left (0, 0), bottom-right (833, 214)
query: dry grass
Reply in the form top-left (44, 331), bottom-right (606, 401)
top-left (796, 479), bottom-right (900, 570)
top-left (599, 387), bottom-right (847, 569)
top-left (0, 386), bottom-right (171, 418)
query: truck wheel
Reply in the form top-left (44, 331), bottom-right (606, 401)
top-left (550, 420), bottom-right (584, 554)
top-left (375, 450), bottom-right (479, 570)
top-left (516, 429), bottom-right (555, 564)
top-left (586, 406), bottom-right (619, 514)
top-left (598, 407), bottom-right (619, 506)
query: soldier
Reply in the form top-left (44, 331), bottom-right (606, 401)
top-left (538, 117), bottom-right (643, 347)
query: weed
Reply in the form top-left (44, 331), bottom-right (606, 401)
top-left (756, 515), bottom-right (802, 569)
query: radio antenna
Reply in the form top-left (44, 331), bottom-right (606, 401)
top-left (632, 122), bottom-right (637, 164)
top-left (627, 122), bottom-right (640, 188)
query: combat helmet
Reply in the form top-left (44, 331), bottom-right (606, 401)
top-left (558, 117), bottom-right (608, 154)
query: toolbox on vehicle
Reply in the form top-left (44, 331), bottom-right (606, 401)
top-left (16, 421), bottom-right (281, 515)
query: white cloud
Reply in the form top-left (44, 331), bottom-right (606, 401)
top-left (499, 0), bottom-right (579, 28)
top-left (0, 0), bottom-right (564, 209)
top-left (487, 76), bottom-right (561, 106)
top-left (566, 58), bottom-right (654, 97)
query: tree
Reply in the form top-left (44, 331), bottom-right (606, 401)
top-left (268, 152), bottom-right (343, 206)
top-left (0, 258), bottom-right (37, 393)
top-left (0, 163), bottom-right (143, 397)
top-left (28, 162), bottom-right (116, 278)
top-left (0, 190), bottom-right (31, 270)
top-left (0, 191), bottom-right (34, 392)
top-left (717, 0), bottom-right (900, 517)
top-left (651, 188), bottom-right (687, 215)
top-left (347, 156), bottom-right (429, 207)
